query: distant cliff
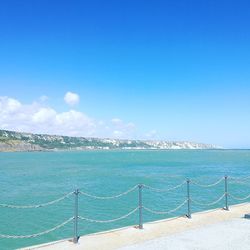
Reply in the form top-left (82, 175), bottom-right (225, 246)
top-left (0, 130), bottom-right (221, 152)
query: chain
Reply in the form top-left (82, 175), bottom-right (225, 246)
top-left (79, 207), bottom-right (139, 223)
top-left (1, 175), bottom-right (250, 240)
top-left (0, 217), bottom-right (74, 238)
top-left (230, 176), bottom-right (250, 181)
top-left (229, 180), bottom-right (250, 185)
top-left (191, 193), bottom-right (225, 206)
top-left (79, 185), bottom-right (138, 200)
top-left (143, 199), bottom-right (188, 215)
top-left (0, 192), bottom-right (73, 209)
top-left (143, 181), bottom-right (186, 193)
top-left (229, 193), bottom-right (250, 201)
top-left (191, 177), bottom-right (224, 188)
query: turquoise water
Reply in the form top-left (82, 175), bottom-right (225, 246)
top-left (0, 150), bottom-right (250, 249)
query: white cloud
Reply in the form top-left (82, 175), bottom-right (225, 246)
top-left (32, 108), bottom-right (57, 123)
top-left (110, 118), bottom-right (136, 139)
top-left (64, 92), bottom-right (80, 106)
top-left (0, 96), bottom-right (138, 139)
top-left (0, 96), bottom-right (21, 113)
top-left (55, 110), bottom-right (95, 136)
top-left (0, 96), bottom-right (94, 136)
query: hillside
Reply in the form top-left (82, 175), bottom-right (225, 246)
top-left (0, 130), bottom-right (221, 152)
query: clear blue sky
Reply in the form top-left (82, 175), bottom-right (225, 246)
top-left (0, 0), bottom-right (250, 148)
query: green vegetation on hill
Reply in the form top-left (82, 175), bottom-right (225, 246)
top-left (0, 129), bottom-right (219, 152)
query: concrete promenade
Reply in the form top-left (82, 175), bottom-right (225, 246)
top-left (22, 203), bottom-right (250, 250)
top-left (119, 218), bottom-right (250, 250)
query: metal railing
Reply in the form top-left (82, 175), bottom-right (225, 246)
top-left (0, 175), bottom-right (250, 244)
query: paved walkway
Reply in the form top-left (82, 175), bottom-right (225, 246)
top-left (23, 203), bottom-right (250, 250)
top-left (118, 218), bottom-right (250, 250)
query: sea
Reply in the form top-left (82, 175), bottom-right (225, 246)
top-left (0, 150), bottom-right (250, 249)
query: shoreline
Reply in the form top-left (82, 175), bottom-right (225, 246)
top-left (2, 148), bottom-right (249, 153)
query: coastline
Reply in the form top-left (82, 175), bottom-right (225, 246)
top-left (0, 148), bottom-right (231, 153)
top-left (2, 148), bottom-right (250, 153)
top-left (0, 129), bottom-right (221, 152)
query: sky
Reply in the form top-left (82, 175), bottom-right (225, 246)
top-left (0, 0), bottom-right (250, 148)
